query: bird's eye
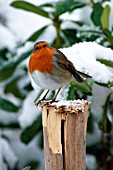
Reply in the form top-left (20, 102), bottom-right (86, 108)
top-left (43, 44), bottom-right (47, 48)
top-left (35, 46), bottom-right (39, 50)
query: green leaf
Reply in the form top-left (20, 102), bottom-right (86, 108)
top-left (26, 160), bottom-right (39, 170)
top-left (95, 81), bottom-right (113, 88)
top-left (0, 48), bottom-right (9, 62)
top-left (87, 112), bottom-right (94, 133)
top-left (62, 29), bottom-right (78, 45)
top-left (27, 25), bottom-right (48, 42)
top-left (101, 5), bottom-right (110, 29)
top-left (67, 79), bottom-right (93, 100)
top-left (98, 92), bottom-right (113, 133)
top-left (11, 1), bottom-right (49, 18)
top-left (38, 131), bottom-right (43, 149)
top-left (55, 0), bottom-right (73, 16)
top-left (69, 1), bottom-right (86, 11)
top-left (97, 58), bottom-right (113, 68)
top-left (22, 166), bottom-right (31, 170)
top-left (103, 29), bottom-right (113, 39)
top-left (72, 78), bottom-right (93, 94)
top-left (40, 3), bottom-right (54, 8)
top-left (99, 117), bottom-right (112, 133)
top-left (0, 63), bottom-right (16, 82)
top-left (23, 82), bottom-right (33, 92)
top-left (103, 29), bottom-right (113, 45)
top-left (21, 114), bottom-right (42, 144)
top-left (0, 120), bottom-right (20, 128)
top-left (52, 35), bottom-right (65, 48)
top-left (15, 50), bottom-right (32, 65)
top-left (0, 50), bottom-right (31, 82)
top-left (4, 76), bottom-right (25, 99)
top-left (34, 89), bottom-right (44, 103)
top-left (55, 0), bottom-right (85, 16)
top-left (0, 97), bottom-right (19, 112)
top-left (108, 81), bottom-right (113, 87)
top-left (67, 82), bottom-right (75, 100)
top-left (79, 29), bottom-right (101, 35)
top-left (91, 3), bottom-right (103, 26)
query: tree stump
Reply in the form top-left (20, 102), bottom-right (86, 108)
top-left (39, 100), bottom-right (90, 170)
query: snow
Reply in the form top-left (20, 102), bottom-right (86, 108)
top-left (0, 23), bottom-right (17, 50)
top-left (2, 130), bottom-right (44, 170)
top-left (86, 154), bottom-right (97, 170)
top-left (9, 132), bottom-right (44, 170)
top-left (60, 42), bottom-right (113, 84)
top-left (36, 25), bottom-right (56, 44)
top-left (90, 83), bottom-right (111, 120)
top-left (87, 121), bottom-right (101, 146)
top-left (0, 138), bottom-right (18, 170)
top-left (51, 99), bottom-right (89, 113)
top-left (18, 91), bottom-right (41, 128)
top-left (61, 6), bottom-right (92, 26)
top-left (0, 0), bottom-right (51, 50)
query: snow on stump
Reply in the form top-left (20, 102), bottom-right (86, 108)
top-left (38, 100), bottom-right (90, 170)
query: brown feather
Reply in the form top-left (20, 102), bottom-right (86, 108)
top-left (77, 71), bottom-right (92, 78)
top-left (53, 50), bottom-right (84, 82)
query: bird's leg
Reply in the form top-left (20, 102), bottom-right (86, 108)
top-left (50, 87), bottom-right (61, 103)
top-left (41, 89), bottom-right (50, 100)
top-left (35, 89), bottom-right (50, 106)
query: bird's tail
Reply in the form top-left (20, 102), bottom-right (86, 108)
top-left (72, 70), bottom-right (84, 83)
top-left (67, 61), bottom-right (92, 83)
top-left (72, 70), bottom-right (92, 83)
top-left (77, 71), bottom-right (92, 78)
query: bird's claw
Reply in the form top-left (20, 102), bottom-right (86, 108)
top-left (35, 99), bottom-right (45, 107)
top-left (35, 99), bottom-right (59, 107)
top-left (50, 99), bottom-right (59, 104)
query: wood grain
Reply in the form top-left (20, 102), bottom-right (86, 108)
top-left (41, 101), bottom-right (89, 170)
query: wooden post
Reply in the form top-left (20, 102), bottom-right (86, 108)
top-left (39, 100), bottom-right (90, 170)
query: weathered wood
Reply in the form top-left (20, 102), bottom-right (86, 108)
top-left (40, 100), bottom-right (90, 170)
top-left (42, 106), bottom-right (63, 170)
top-left (64, 105), bottom-right (88, 170)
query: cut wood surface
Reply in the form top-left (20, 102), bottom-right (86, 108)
top-left (39, 100), bottom-right (90, 170)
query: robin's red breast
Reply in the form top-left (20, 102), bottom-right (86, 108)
top-left (29, 41), bottom-right (91, 102)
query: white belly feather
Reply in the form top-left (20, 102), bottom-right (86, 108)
top-left (31, 70), bottom-right (71, 90)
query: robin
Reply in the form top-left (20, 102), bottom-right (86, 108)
top-left (29, 41), bottom-right (91, 103)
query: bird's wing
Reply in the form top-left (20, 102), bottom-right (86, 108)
top-left (53, 50), bottom-right (84, 82)
top-left (54, 50), bottom-right (92, 78)
top-left (53, 50), bottom-right (68, 69)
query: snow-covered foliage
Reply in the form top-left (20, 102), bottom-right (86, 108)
top-left (0, 0), bottom-right (113, 169)
top-left (0, 138), bottom-right (18, 170)
top-left (61, 42), bottom-right (113, 83)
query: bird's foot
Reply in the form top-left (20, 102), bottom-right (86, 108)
top-left (50, 99), bottom-right (59, 104)
top-left (35, 98), bottom-right (46, 107)
top-left (35, 99), bottom-right (59, 107)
